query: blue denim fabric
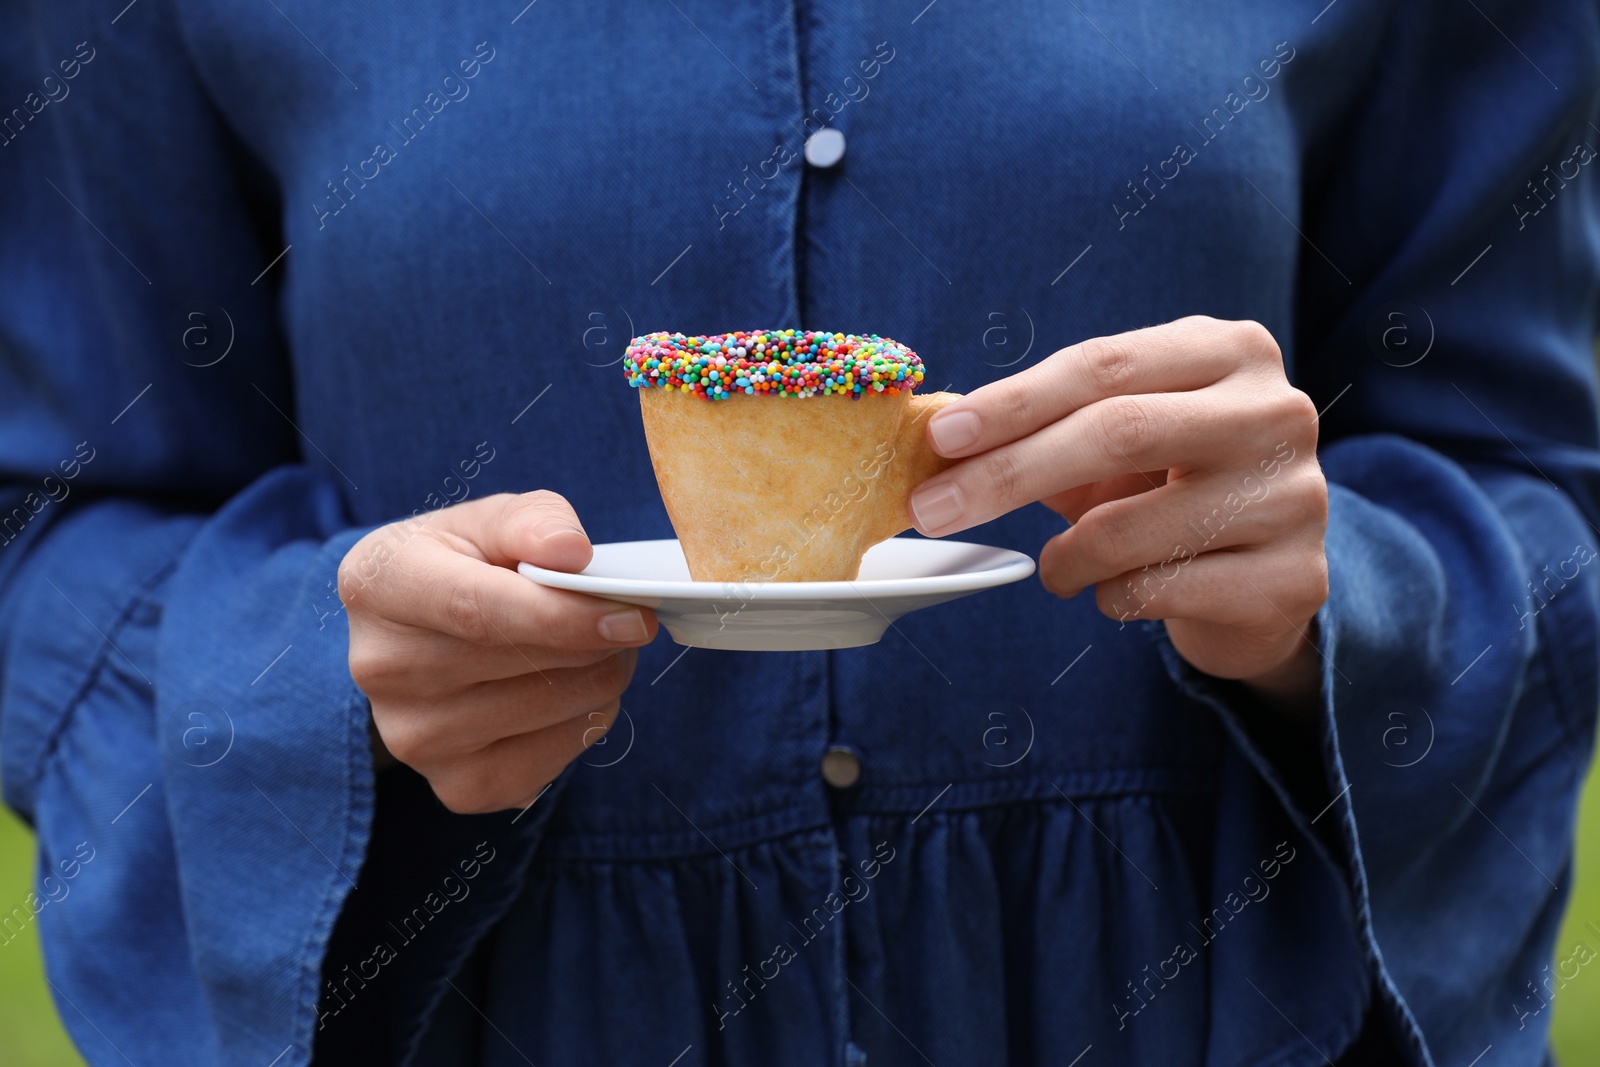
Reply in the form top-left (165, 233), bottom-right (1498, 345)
top-left (2, 1), bottom-right (1600, 1065)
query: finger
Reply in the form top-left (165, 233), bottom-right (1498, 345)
top-left (376, 649), bottom-right (638, 761)
top-left (350, 527), bottom-right (657, 650)
top-left (913, 383), bottom-right (1292, 537)
top-left (924, 317), bottom-right (1277, 458)
top-left (1041, 469), bottom-right (1167, 524)
top-left (348, 623), bottom-right (618, 697)
top-left (337, 490), bottom-right (592, 607)
top-left (428, 699), bottom-right (623, 814)
top-left (1089, 538), bottom-right (1328, 633)
top-left (427, 490), bottom-right (595, 572)
top-left (1038, 466), bottom-right (1319, 597)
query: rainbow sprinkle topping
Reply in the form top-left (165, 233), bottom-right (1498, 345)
top-left (624, 329), bottom-right (925, 400)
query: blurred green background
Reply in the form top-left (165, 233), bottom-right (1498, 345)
top-left (4, 750), bottom-right (1600, 1064)
top-left (1551, 741), bottom-right (1600, 1059)
top-left (0, 802), bottom-right (81, 1066)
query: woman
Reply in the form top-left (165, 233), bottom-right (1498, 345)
top-left (3, 0), bottom-right (1598, 1064)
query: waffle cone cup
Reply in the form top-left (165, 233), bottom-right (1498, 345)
top-left (639, 388), bottom-right (962, 582)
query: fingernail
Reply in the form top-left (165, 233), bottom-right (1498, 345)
top-left (534, 520), bottom-right (587, 544)
top-left (929, 409), bottom-right (980, 454)
top-left (910, 482), bottom-right (965, 533)
top-left (598, 609), bottom-right (647, 643)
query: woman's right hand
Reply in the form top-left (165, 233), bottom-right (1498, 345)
top-left (337, 491), bottom-right (657, 813)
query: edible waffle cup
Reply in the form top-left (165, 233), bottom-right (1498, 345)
top-left (629, 330), bottom-right (960, 582)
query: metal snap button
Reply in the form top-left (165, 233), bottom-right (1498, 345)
top-left (804, 127), bottom-right (846, 168)
top-left (821, 745), bottom-right (862, 789)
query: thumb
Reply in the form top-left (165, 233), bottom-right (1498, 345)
top-left (433, 491), bottom-right (594, 573)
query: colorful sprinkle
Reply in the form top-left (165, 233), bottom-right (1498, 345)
top-left (623, 329), bottom-right (925, 400)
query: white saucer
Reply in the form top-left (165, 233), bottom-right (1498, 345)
top-left (517, 538), bottom-right (1036, 651)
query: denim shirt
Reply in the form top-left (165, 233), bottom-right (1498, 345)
top-left (3, 1), bottom-right (1600, 1065)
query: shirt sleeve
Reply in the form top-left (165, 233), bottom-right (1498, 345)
top-left (0, 4), bottom-right (566, 1064)
top-left (1155, 1), bottom-right (1600, 1062)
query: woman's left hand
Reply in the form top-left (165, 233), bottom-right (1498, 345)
top-left (909, 316), bottom-right (1328, 710)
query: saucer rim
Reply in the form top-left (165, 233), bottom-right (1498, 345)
top-left (516, 537), bottom-right (1036, 602)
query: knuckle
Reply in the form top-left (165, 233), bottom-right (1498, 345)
top-left (503, 488), bottom-right (574, 527)
top-left (441, 579), bottom-right (493, 644)
top-left (1003, 380), bottom-right (1043, 430)
top-left (432, 779), bottom-right (494, 815)
top-left (485, 491), bottom-right (518, 517)
top-left (338, 535), bottom-right (388, 607)
top-left (1074, 503), bottom-right (1135, 572)
top-left (1100, 395), bottom-right (1158, 457)
top-left (435, 756), bottom-right (556, 815)
top-left (1306, 551), bottom-right (1330, 606)
top-left (1274, 387), bottom-right (1318, 428)
top-left (526, 488), bottom-right (570, 509)
top-left (374, 713), bottom-right (429, 768)
top-left (429, 761), bottom-right (516, 815)
top-left (489, 491), bottom-right (525, 532)
top-left (1248, 602), bottom-right (1283, 631)
top-left (1232, 319), bottom-right (1281, 363)
top-left (335, 554), bottom-right (360, 606)
top-left (1277, 464), bottom-right (1328, 524)
top-left (346, 640), bottom-right (389, 693)
top-left (980, 446), bottom-right (1028, 506)
top-left (1079, 336), bottom-right (1139, 395)
top-left (481, 491), bottom-right (515, 527)
top-left (1301, 468), bottom-right (1330, 526)
top-left (1094, 575), bottom-right (1142, 622)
